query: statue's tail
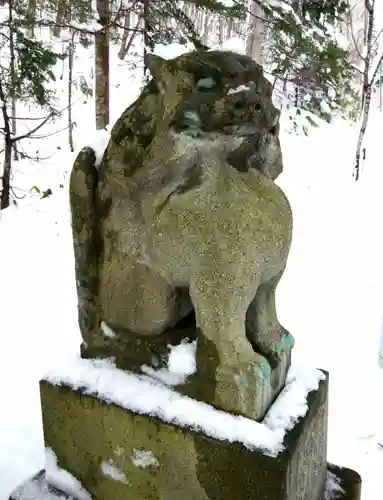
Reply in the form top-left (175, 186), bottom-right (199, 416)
top-left (69, 147), bottom-right (100, 346)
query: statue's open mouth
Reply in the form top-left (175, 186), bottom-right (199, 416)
top-left (232, 125), bottom-right (260, 137)
top-left (176, 123), bottom-right (260, 139)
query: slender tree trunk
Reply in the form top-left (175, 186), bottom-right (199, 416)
top-left (380, 61), bottom-right (382, 112)
top-left (361, 0), bottom-right (374, 111)
top-left (354, 0), bottom-right (375, 181)
top-left (118, 9), bottom-right (131, 59)
top-left (246, 0), bottom-right (265, 65)
top-left (218, 17), bottom-right (224, 46)
top-left (227, 16), bottom-right (233, 39)
top-left (203, 13), bottom-right (209, 44)
top-left (8, 0), bottom-right (18, 160)
top-left (53, 0), bottom-right (66, 38)
top-left (11, 98), bottom-right (17, 160)
top-left (354, 86), bottom-right (372, 180)
top-left (118, 12), bottom-right (140, 60)
top-left (199, 9), bottom-right (204, 33)
top-left (0, 81), bottom-right (12, 210)
top-left (68, 33), bottom-right (75, 151)
top-left (143, 0), bottom-right (150, 80)
top-left (95, 0), bottom-right (110, 129)
top-left (26, 0), bottom-right (36, 37)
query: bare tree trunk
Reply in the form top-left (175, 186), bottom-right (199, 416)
top-left (95, 0), bottom-right (110, 129)
top-left (203, 13), bottom-right (209, 44)
top-left (345, 0), bottom-right (371, 94)
top-left (246, 0), bottom-right (265, 65)
top-left (354, 0), bottom-right (375, 181)
top-left (118, 9), bottom-right (131, 59)
top-left (361, 1), bottom-right (374, 110)
top-left (26, 0), bottom-right (36, 37)
top-left (197, 9), bottom-right (204, 33)
top-left (227, 16), bottom-right (233, 39)
top-left (8, 0), bottom-right (18, 160)
top-left (218, 17), bottom-right (224, 46)
top-left (68, 33), bottom-right (75, 151)
top-left (11, 98), bottom-right (17, 160)
top-left (53, 0), bottom-right (67, 38)
top-left (354, 88), bottom-right (371, 180)
top-left (380, 61), bottom-right (383, 112)
top-left (0, 80), bottom-right (12, 210)
top-left (118, 11), bottom-right (140, 60)
top-left (143, 0), bottom-right (151, 80)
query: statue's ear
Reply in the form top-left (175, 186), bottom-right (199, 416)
top-left (144, 53), bottom-right (172, 94)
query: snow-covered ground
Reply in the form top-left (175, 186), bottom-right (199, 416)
top-left (1, 39), bottom-right (383, 499)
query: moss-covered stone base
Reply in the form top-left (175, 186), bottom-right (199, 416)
top-left (35, 371), bottom-right (339, 500)
top-left (9, 463), bottom-right (362, 500)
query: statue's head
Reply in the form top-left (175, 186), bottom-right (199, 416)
top-left (145, 50), bottom-right (283, 180)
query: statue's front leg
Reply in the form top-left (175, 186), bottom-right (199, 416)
top-left (246, 271), bottom-right (294, 368)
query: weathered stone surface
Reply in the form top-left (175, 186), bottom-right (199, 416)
top-left (180, 336), bottom-right (291, 420)
top-left (322, 464), bottom-right (362, 500)
top-left (40, 372), bottom-right (329, 500)
top-left (70, 49), bottom-right (294, 419)
top-left (9, 462), bottom-right (362, 500)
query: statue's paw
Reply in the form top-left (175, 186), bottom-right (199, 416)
top-left (280, 330), bottom-right (295, 351)
top-left (263, 342), bottom-right (282, 369)
top-left (251, 326), bottom-right (292, 369)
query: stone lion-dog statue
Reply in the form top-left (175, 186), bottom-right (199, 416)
top-left (70, 49), bottom-right (294, 419)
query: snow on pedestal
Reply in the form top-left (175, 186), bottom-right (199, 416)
top-left (10, 449), bottom-right (92, 500)
top-left (44, 354), bottom-right (324, 457)
top-left (141, 339), bottom-right (197, 387)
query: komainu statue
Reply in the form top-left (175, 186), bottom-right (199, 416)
top-left (70, 50), bottom-right (294, 420)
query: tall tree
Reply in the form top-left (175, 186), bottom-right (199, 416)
top-left (245, 0), bottom-right (265, 65)
top-left (0, 2), bottom-right (62, 209)
top-left (94, 0), bottom-right (110, 129)
top-left (349, 0), bottom-right (383, 180)
top-left (254, 0), bottom-right (355, 127)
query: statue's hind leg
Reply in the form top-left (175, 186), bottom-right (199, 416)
top-left (246, 270), bottom-right (294, 368)
top-left (83, 253), bottom-right (193, 370)
top-left (100, 259), bottom-right (191, 336)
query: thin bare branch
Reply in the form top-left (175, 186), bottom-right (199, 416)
top-left (11, 112), bottom-right (56, 143)
top-left (351, 64), bottom-right (364, 75)
top-left (28, 125), bottom-right (70, 139)
top-left (370, 50), bottom-right (383, 84)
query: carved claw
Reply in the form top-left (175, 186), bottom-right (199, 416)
top-left (250, 327), bottom-right (294, 369)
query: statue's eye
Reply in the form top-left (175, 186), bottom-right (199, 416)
top-left (196, 77), bottom-right (219, 92)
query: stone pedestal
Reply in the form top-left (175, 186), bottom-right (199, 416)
top-left (37, 371), bottom-right (331, 500)
top-left (9, 367), bottom-right (363, 500)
